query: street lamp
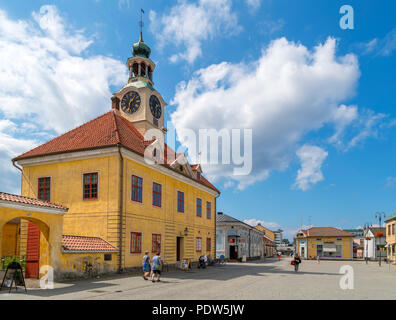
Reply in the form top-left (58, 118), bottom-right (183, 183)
top-left (375, 212), bottom-right (386, 267)
top-left (363, 222), bottom-right (372, 265)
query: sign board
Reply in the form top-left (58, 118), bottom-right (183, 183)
top-left (181, 259), bottom-right (190, 271)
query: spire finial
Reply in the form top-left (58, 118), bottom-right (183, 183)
top-left (139, 8), bottom-right (145, 42)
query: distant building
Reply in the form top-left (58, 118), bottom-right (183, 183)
top-left (343, 229), bottom-right (364, 259)
top-left (216, 213), bottom-right (264, 260)
top-left (273, 229), bottom-right (283, 247)
top-left (255, 224), bottom-right (276, 257)
top-left (363, 227), bottom-right (386, 261)
top-left (295, 227), bottom-right (354, 260)
top-left (385, 214), bottom-right (396, 263)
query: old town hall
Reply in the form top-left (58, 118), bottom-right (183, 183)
top-left (0, 30), bottom-right (219, 279)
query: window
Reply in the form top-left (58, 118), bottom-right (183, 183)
top-left (196, 198), bottom-right (202, 217)
top-left (206, 202), bottom-right (211, 219)
top-left (316, 244), bottom-right (323, 256)
top-left (104, 254), bottom-right (112, 261)
top-left (152, 182), bottom-right (162, 207)
top-left (38, 177), bottom-right (51, 201)
top-left (130, 232), bottom-right (142, 253)
top-left (132, 175), bottom-right (143, 202)
top-left (206, 238), bottom-right (211, 252)
top-left (388, 225), bottom-right (391, 236)
top-left (197, 172), bottom-right (201, 180)
top-left (393, 223), bottom-right (395, 235)
top-left (196, 237), bottom-right (202, 252)
top-left (152, 234), bottom-right (161, 253)
top-left (177, 191), bottom-right (184, 213)
top-left (83, 173), bottom-right (98, 200)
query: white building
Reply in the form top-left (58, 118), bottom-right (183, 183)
top-left (363, 227), bottom-right (386, 260)
top-left (216, 212), bottom-right (264, 260)
top-left (274, 229), bottom-right (283, 247)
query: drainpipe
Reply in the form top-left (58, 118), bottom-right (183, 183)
top-left (214, 193), bottom-right (220, 258)
top-left (117, 145), bottom-right (124, 273)
top-left (248, 228), bottom-right (251, 260)
top-left (12, 159), bottom-right (22, 172)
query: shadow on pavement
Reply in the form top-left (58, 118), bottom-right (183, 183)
top-left (0, 259), bottom-right (340, 298)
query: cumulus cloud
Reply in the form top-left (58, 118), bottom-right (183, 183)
top-left (0, 5), bottom-right (127, 193)
top-left (0, 5), bottom-right (127, 135)
top-left (149, 0), bottom-right (241, 64)
top-left (243, 219), bottom-right (280, 230)
top-left (171, 37), bottom-right (363, 189)
top-left (293, 145), bottom-right (328, 191)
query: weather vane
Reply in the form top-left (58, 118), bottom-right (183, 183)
top-left (139, 8), bottom-right (145, 40)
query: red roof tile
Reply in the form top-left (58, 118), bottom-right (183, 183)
top-left (303, 227), bottom-right (354, 237)
top-left (13, 110), bottom-right (220, 193)
top-left (62, 235), bottom-right (118, 252)
top-left (0, 192), bottom-right (68, 211)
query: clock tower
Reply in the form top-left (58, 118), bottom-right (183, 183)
top-left (111, 31), bottom-right (167, 137)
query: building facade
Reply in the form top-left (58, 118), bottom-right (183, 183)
top-left (216, 213), bottom-right (264, 260)
top-left (343, 229), bottom-right (364, 259)
top-left (273, 229), bottom-right (283, 247)
top-left (255, 224), bottom-right (276, 257)
top-left (385, 214), bottom-right (396, 263)
top-left (363, 227), bottom-right (386, 261)
top-left (7, 32), bottom-right (220, 277)
top-left (295, 227), bottom-right (353, 260)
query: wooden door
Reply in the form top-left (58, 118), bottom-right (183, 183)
top-left (176, 237), bottom-right (181, 262)
top-left (25, 222), bottom-right (40, 278)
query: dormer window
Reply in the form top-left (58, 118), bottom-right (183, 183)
top-left (179, 165), bottom-right (183, 172)
top-left (197, 172), bottom-right (201, 180)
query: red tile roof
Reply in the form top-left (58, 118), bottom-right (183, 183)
top-left (0, 192), bottom-right (68, 211)
top-left (303, 227), bottom-right (354, 237)
top-left (13, 110), bottom-right (219, 193)
top-left (62, 235), bottom-right (118, 252)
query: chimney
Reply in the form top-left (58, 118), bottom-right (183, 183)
top-left (111, 96), bottom-right (120, 110)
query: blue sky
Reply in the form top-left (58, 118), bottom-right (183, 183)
top-left (0, 0), bottom-right (395, 239)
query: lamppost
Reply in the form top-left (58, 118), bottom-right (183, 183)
top-left (375, 212), bottom-right (386, 267)
top-left (363, 222), bottom-right (371, 265)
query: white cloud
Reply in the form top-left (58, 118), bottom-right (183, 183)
top-left (245, 0), bottom-right (261, 10)
top-left (293, 145), bottom-right (328, 191)
top-left (0, 6), bottom-right (126, 135)
top-left (361, 28), bottom-right (396, 57)
top-left (243, 219), bottom-right (280, 230)
top-left (0, 5), bottom-right (127, 193)
top-left (149, 0), bottom-right (241, 64)
top-left (171, 37), bottom-right (362, 189)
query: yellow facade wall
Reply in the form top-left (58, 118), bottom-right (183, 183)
top-left (20, 152), bottom-right (217, 271)
top-left (296, 236), bottom-right (352, 259)
top-left (60, 252), bottom-right (117, 277)
top-left (1, 223), bottom-right (20, 257)
top-left (386, 219), bottom-right (396, 263)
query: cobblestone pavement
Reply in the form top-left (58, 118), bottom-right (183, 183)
top-left (1, 257), bottom-right (395, 300)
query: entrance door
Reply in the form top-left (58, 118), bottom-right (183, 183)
top-left (230, 245), bottom-right (238, 259)
top-left (176, 237), bottom-right (182, 261)
top-left (25, 222), bottom-right (40, 278)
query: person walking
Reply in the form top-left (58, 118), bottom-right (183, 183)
top-left (142, 251), bottom-right (151, 280)
top-left (151, 252), bottom-right (163, 283)
top-left (316, 254), bottom-right (320, 264)
top-left (293, 253), bottom-right (302, 272)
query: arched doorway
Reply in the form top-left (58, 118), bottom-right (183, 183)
top-left (0, 193), bottom-right (67, 281)
top-left (1, 217), bottom-right (50, 279)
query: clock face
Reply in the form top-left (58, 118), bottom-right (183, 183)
top-left (149, 95), bottom-right (162, 119)
top-left (121, 91), bottom-right (141, 114)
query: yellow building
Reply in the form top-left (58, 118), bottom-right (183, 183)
top-left (295, 227), bottom-right (353, 260)
top-left (385, 214), bottom-right (396, 263)
top-left (8, 33), bottom-right (220, 278)
top-left (255, 223), bottom-right (275, 241)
